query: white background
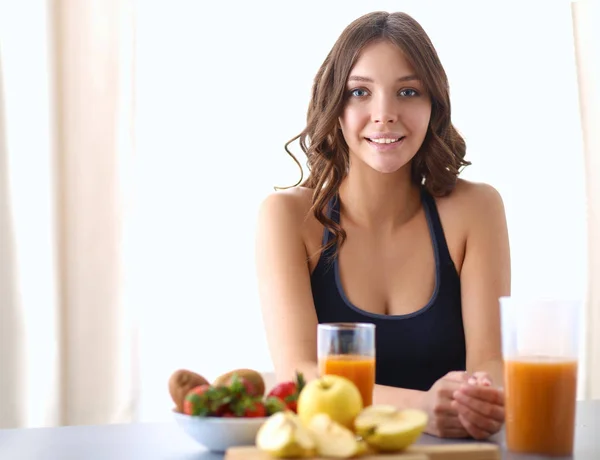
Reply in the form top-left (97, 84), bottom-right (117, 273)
top-left (130, 1), bottom-right (587, 421)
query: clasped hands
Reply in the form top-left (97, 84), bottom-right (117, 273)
top-left (421, 370), bottom-right (505, 440)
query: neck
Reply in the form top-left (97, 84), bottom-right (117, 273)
top-left (337, 163), bottom-right (421, 231)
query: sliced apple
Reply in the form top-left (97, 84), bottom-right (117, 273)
top-left (256, 411), bottom-right (316, 458)
top-left (307, 413), bottom-right (367, 458)
top-left (354, 405), bottom-right (428, 452)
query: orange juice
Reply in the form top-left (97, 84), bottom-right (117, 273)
top-left (319, 354), bottom-right (375, 406)
top-left (505, 357), bottom-right (578, 456)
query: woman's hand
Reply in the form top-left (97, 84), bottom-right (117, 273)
top-left (421, 371), bottom-right (471, 438)
top-left (451, 371), bottom-right (505, 440)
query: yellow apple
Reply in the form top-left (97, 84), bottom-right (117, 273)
top-left (307, 413), bottom-right (367, 458)
top-left (296, 375), bottom-right (363, 429)
top-left (353, 405), bottom-right (428, 452)
top-left (255, 411), bottom-right (316, 458)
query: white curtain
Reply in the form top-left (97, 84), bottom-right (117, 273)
top-left (572, 0), bottom-right (600, 400)
top-left (0, 0), bottom-right (135, 428)
top-left (0, 0), bottom-right (60, 429)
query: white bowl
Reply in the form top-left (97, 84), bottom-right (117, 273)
top-left (173, 411), bottom-right (268, 452)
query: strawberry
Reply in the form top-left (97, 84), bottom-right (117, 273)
top-left (217, 373), bottom-right (259, 397)
top-left (237, 377), bottom-right (256, 396)
top-left (226, 373), bottom-right (254, 398)
top-left (243, 400), bottom-right (267, 417)
top-left (183, 384), bottom-right (232, 416)
top-left (228, 394), bottom-right (266, 417)
top-left (267, 371), bottom-right (305, 413)
top-left (183, 384), bottom-right (212, 415)
top-left (183, 372), bottom-right (292, 418)
top-left (264, 396), bottom-right (288, 415)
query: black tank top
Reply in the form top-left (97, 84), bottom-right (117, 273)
top-left (310, 188), bottom-right (466, 391)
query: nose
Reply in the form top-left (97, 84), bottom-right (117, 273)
top-left (371, 94), bottom-right (398, 124)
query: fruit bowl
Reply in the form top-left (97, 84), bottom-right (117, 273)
top-left (173, 411), bottom-right (268, 452)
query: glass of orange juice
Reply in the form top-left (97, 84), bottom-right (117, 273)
top-left (317, 322), bottom-right (376, 407)
top-left (500, 296), bottom-right (581, 456)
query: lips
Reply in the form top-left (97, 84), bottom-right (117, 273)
top-left (365, 136), bottom-right (405, 144)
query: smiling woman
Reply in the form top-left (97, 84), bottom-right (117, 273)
top-left (281, 14), bottom-right (470, 257)
top-left (130, 0), bottom-right (587, 430)
top-left (255, 10), bottom-right (510, 440)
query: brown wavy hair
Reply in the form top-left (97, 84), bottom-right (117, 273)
top-left (278, 11), bottom-right (470, 254)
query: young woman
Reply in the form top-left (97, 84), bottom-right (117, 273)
top-left (255, 11), bottom-right (510, 440)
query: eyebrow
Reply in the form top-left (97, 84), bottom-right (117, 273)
top-left (347, 75), bottom-right (420, 83)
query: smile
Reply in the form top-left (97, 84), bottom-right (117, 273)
top-left (365, 136), bottom-right (405, 151)
top-left (365, 137), bottom-right (404, 144)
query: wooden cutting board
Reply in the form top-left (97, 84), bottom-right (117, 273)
top-left (225, 442), bottom-right (501, 460)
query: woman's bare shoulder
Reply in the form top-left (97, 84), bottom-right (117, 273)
top-left (259, 187), bottom-right (320, 241)
top-left (432, 179), bottom-right (508, 274)
top-left (257, 187), bottom-right (326, 270)
top-left (437, 179), bottom-right (507, 231)
top-left (438, 179), bottom-right (504, 210)
top-left (258, 186), bottom-right (315, 225)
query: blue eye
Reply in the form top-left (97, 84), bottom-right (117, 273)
top-left (399, 89), bottom-right (419, 97)
top-left (350, 88), bottom-right (368, 97)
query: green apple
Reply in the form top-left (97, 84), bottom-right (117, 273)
top-left (255, 411), bottom-right (316, 458)
top-left (296, 375), bottom-right (363, 429)
top-left (354, 405), bottom-right (428, 452)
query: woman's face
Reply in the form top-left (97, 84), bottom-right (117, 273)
top-left (339, 40), bottom-right (432, 175)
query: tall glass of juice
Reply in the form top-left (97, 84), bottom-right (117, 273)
top-left (317, 322), bottom-right (375, 407)
top-left (500, 296), bottom-right (581, 456)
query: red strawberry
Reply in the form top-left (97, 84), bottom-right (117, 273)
top-left (243, 401), bottom-right (267, 417)
top-left (183, 384), bottom-right (212, 415)
top-left (183, 384), bottom-right (232, 416)
top-left (238, 377), bottom-right (256, 396)
top-left (225, 374), bottom-right (256, 398)
top-left (264, 396), bottom-right (288, 415)
top-left (218, 373), bottom-right (259, 397)
top-left (227, 394), bottom-right (267, 418)
top-left (267, 372), bottom-right (305, 413)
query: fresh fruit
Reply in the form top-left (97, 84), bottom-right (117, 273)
top-left (297, 375), bottom-right (363, 429)
top-left (183, 384), bottom-right (214, 415)
top-left (169, 368), bottom-right (290, 419)
top-left (256, 411), bottom-right (317, 458)
top-left (182, 375), bottom-right (268, 417)
top-left (353, 405), bottom-right (428, 452)
top-left (267, 372), bottom-right (306, 412)
top-left (213, 368), bottom-right (265, 397)
top-left (215, 374), bottom-right (266, 417)
top-left (307, 413), bottom-right (368, 458)
top-left (242, 400), bottom-right (267, 417)
top-left (264, 396), bottom-right (289, 415)
top-left (239, 377), bottom-right (258, 395)
top-left (168, 369), bottom-right (210, 413)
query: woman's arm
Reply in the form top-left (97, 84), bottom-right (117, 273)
top-left (255, 191), bottom-right (320, 383)
top-left (459, 183), bottom-right (511, 385)
top-left (452, 182), bottom-right (511, 439)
